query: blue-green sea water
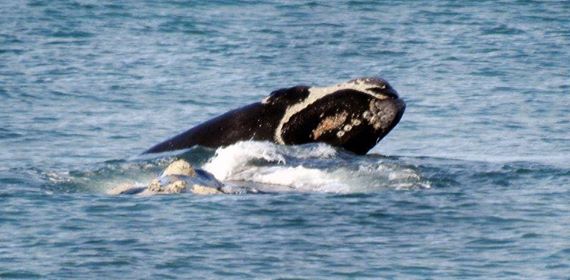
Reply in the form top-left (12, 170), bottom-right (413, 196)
top-left (1, 0), bottom-right (569, 278)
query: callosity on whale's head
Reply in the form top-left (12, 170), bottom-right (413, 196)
top-left (266, 77), bottom-right (405, 155)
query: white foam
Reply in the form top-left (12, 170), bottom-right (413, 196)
top-left (202, 141), bottom-right (430, 193)
top-left (51, 140), bottom-right (428, 194)
top-left (203, 141), bottom-right (287, 180)
top-left (228, 165), bottom-right (341, 191)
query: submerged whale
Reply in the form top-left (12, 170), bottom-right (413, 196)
top-left (144, 77), bottom-right (405, 155)
top-left (108, 159), bottom-right (238, 195)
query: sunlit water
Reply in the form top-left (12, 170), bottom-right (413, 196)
top-left (1, 0), bottom-right (569, 278)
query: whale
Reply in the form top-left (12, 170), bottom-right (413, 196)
top-left (144, 77), bottom-right (405, 155)
top-left (109, 159), bottom-right (235, 195)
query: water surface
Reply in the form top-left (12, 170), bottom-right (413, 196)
top-left (1, 0), bottom-right (569, 278)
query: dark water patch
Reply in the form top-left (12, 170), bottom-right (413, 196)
top-left (521, 232), bottom-right (541, 239)
top-left (157, 18), bottom-right (213, 35)
top-left (0, 270), bottom-right (43, 279)
top-left (0, 33), bottom-right (24, 44)
top-left (26, 0), bottom-right (47, 7)
top-left (329, 192), bottom-right (375, 199)
top-left (49, 30), bottom-right (94, 39)
top-left (0, 128), bottom-right (23, 140)
top-left (368, 49), bottom-right (409, 57)
top-left (481, 25), bottom-right (526, 35)
top-left (31, 116), bottom-right (58, 122)
top-left (253, 27), bottom-right (284, 35)
top-left (0, 49), bottom-right (25, 55)
top-left (43, 39), bottom-right (92, 46)
top-left (0, 176), bottom-right (28, 185)
top-left (67, 1), bottom-right (97, 10)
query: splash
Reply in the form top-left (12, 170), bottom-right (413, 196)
top-left (203, 141), bottom-right (430, 193)
top-left (41, 141), bottom-right (429, 194)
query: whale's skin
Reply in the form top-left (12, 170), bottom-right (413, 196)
top-left (144, 77), bottom-right (405, 155)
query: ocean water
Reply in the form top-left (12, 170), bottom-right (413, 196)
top-left (1, 0), bottom-right (569, 278)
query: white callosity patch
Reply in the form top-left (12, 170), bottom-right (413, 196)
top-left (162, 160), bottom-right (196, 177)
top-left (274, 78), bottom-right (389, 144)
top-left (107, 160), bottom-right (224, 195)
top-left (351, 118), bottom-right (362, 126)
top-left (368, 100), bottom-right (397, 131)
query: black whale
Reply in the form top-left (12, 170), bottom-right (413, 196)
top-left (144, 77), bottom-right (405, 155)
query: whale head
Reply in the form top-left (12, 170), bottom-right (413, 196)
top-left (265, 77), bottom-right (405, 155)
top-left (144, 77), bottom-right (405, 155)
